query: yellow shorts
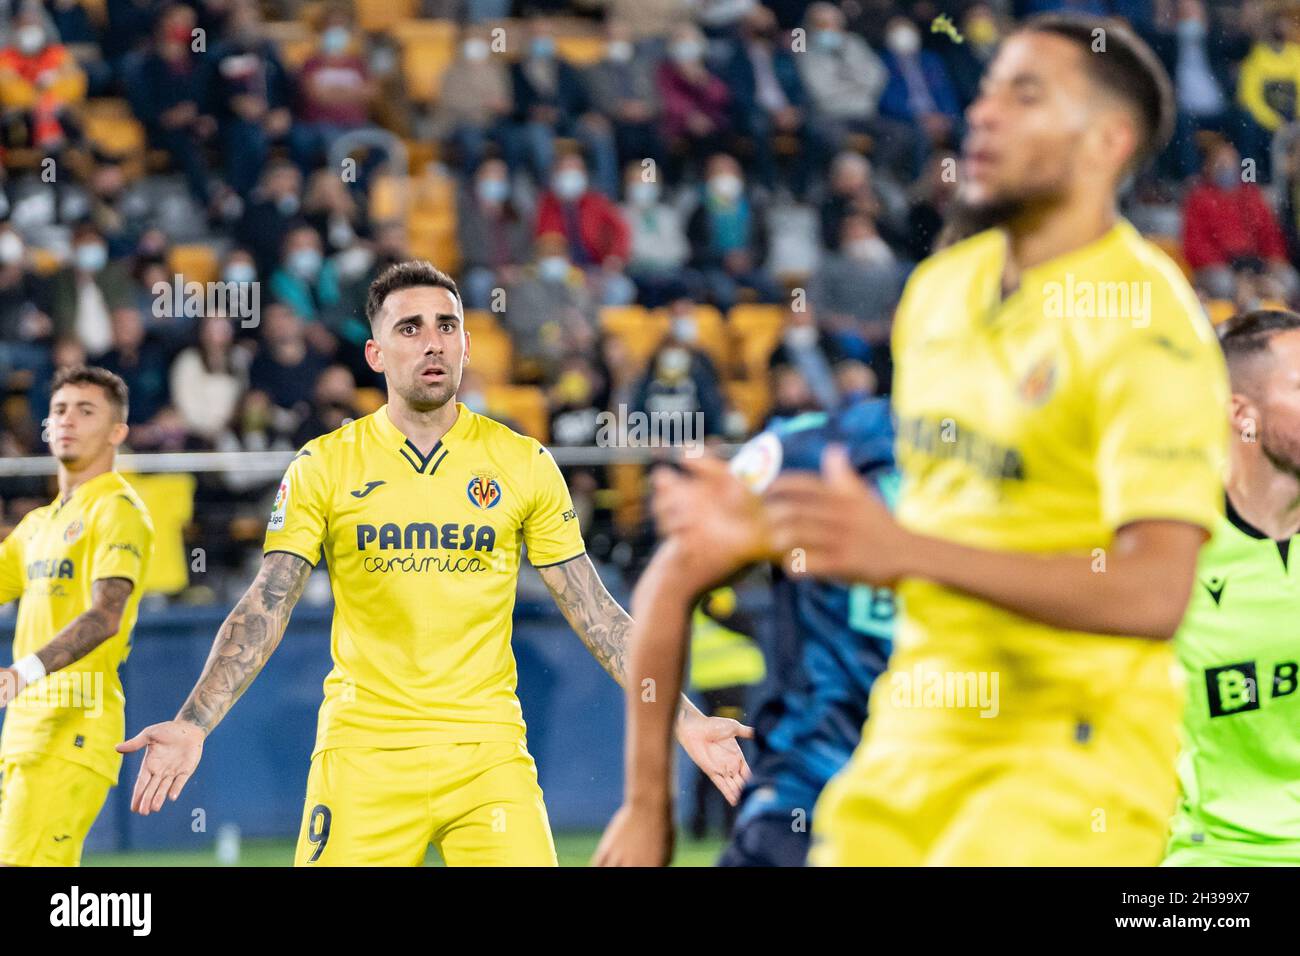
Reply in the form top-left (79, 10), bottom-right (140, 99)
top-left (293, 740), bottom-right (557, 867)
top-left (0, 754), bottom-right (113, 867)
top-left (810, 709), bottom-right (1179, 867)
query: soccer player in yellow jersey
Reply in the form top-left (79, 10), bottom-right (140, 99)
top-left (599, 13), bottom-right (1231, 866)
top-left (761, 13), bottom-right (1230, 865)
top-left (0, 366), bottom-right (154, 866)
top-left (119, 261), bottom-right (751, 866)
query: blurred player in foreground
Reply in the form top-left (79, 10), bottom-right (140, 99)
top-left (650, 13), bottom-right (1228, 866)
top-left (1165, 309), bottom-right (1300, 866)
top-left (595, 399), bottom-right (897, 866)
top-left (762, 13), bottom-right (1230, 865)
top-left (119, 261), bottom-right (750, 866)
top-left (0, 367), bottom-right (154, 866)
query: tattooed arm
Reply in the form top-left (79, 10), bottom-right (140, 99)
top-left (537, 554), bottom-right (632, 685)
top-left (539, 554), bottom-right (752, 806)
top-left (116, 551), bottom-right (313, 815)
top-left (40, 577), bottom-right (134, 672)
top-left (0, 577), bottom-right (135, 708)
top-left (177, 551), bottom-right (312, 733)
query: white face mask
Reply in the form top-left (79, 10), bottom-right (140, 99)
top-left (846, 236), bottom-right (891, 265)
top-left (538, 255), bottom-right (569, 282)
top-left (608, 40), bottom-right (633, 63)
top-left (463, 38), bottom-right (489, 62)
top-left (16, 25), bottom-right (45, 55)
top-left (887, 26), bottom-right (920, 56)
top-left (0, 231), bottom-right (23, 265)
top-left (657, 347), bottom-right (690, 378)
top-left (629, 181), bottom-right (659, 207)
top-left (75, 242), bottom-right (108, 273)
top-left (224, 261), bottom-right (256, 284)
top-left (709, 174), bottom-right (743, 201)
top-left (784, 325), bottom-right (817, 348)
top-left (553, 169), bottom-right (587, 201)
top-left (671, 316), bottom-right (698, 343)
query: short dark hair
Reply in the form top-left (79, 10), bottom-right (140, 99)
top-left (365, 260), bottom-right (462, 330)
top-left (1019, 13), bottom-right (1175, 173)
top-left (1218, 308), bottom-right (1300, 389)
top-left (51, 365), bottom-right (130, 421)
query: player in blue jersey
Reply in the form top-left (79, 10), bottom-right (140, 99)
top-left (594, 398), bottom-right (897, 866)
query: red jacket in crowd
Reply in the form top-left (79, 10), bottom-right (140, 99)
top-left (534, 190), bottom-right (631, 264)
top-left (1181, 180), bottom-right (1289, 269)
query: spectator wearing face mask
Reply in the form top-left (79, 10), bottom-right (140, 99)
top-left (0, 224), bottom-right (53, 387)
top-left (1182, 137), bottom-right (1298, 301)
top-left (433, 26), bottom-right (514, 176)
top-left (795, 3), bottom-right (915, 182)
top-left (877, 14), bottom-right (961, 174)
top-left (1156, 0), bottom-right (1235, 181)
top-left (819, 149), bottom-right (908, 253)
top-left (686, 153), bottom-right (782, 311)
top-left (98, 303), bottom-right (183, 448)
top-left (583, 19), bottom-right (663, 174)
top-left (632, 302), bottom-right (727, 440)
top-left (503, 231), bottom-right (598, 382)
top-left (547, 352), bottom-right (613, 543)
top-left (292, 362), bottom-right (361, 447)
top-left (208, 0), bottom-right (293, 199)
top-left (458, 158), bottom-right (533, 310)
top-left (535, 152), bottom-right (634, 306)
top-left (0, 4), bottom-right (86, 152)
top-left (719, 5), bottom-right (823, 199)
top-left (169, 311), bottom-right (250, 444)
top-left (767, 301), bottom-right (844, 412)
top-left (269, 224), bottom-right (343, 331)
top-left (50, 222), bottom-right (131, 353)
top-left (939, 2), bottom-right (1002, 110)
top-left (657, 24), bottom-right (733, 181)
top-left (291, 5), bottom-right (376, 175)
top-left (247, 301), bottom-right (330, 430)
top-left (511, 19), bottom-right (619, 197)
top-left (620, 160), bottom-right (693, 308)
top-left (809, 213), bottom-right (907, 346)
top-left (123, 4), bottom-right (217, 205)
top-left (237, 159), bottom-right (305, 276)
top-left (1235, 9), bottom-right (1300, 182)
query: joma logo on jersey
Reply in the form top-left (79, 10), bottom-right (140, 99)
top-left (27, 558), bottom-right (74, 580)
top-left (467, 475), bottom-right (502, 510)
top-left (1205, 660), bottom-right (1298, 718)
top-left (356, 522), bottom-right (497, 552)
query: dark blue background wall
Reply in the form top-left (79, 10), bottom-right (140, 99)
top-left (0, 594), bottom-right (713, 853)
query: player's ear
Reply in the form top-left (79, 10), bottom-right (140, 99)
top-left (1227, 391), bottom-right (1256, 441)
top-left (462, 327), bottom-right (471, 367)
top-left (364, 338), bottom-right (384, 374)
top-left (109, 420), bottom-right (129, 448)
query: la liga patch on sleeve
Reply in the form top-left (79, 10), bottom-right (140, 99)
top-left (268, 475), bottom-right (289, 531)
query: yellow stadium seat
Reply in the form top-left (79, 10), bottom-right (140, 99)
top-left (368, 173), bottom-right (409, 222)
top-left (466, 329), bottom-right (513, 385)
top-left (168, 244), bottom-right (219, 285)
top-left (82, 113), bottom-right (145, 159)
top-left (464, 309), bottom-right (502, 337)
top-left (729, 304), bottom-right (784, 379)
top-left (555, 35), bottom-right (607, 65)
top-left (29, 248), bottom-right (61, 275)
top-left (397, 22), bottom-right (459, 103)
top-left (608, 462), bottom-right (645, 536)
top-left (355, 387), bottom-right (386, 415)
top-left (484, 385), bottom-right (549, 441)
top-left (725, 379), bottom-right (771, 433)
top-left (600, 306), bottom-right (669, 367)
top-left (356, 0), bottom-right (419, 33)
top-left (1206, 298), bottom-right (1236, 326)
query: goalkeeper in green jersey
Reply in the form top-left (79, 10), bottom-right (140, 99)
top-left (1165, 308), bottom-right (1300, 867)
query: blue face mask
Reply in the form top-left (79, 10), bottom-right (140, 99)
top-left (1213, 167), bottom-right (1238, 190)
top-left (814, 29), bottom-right (843, 52)
top-left (75, 242), bottom-right (108, 273)
top-left (288, 248), bottom-right (323, 279)
top-left (322, 26), bottom-right (350, 55)
top-left (531, 36), bottom-right (555, 59)
top-left (476, 178), bottom-right (509, 203)
top-left (538, 256), bottom-right (569, 282)
top-left (224, 262), bottom-right (256, 284)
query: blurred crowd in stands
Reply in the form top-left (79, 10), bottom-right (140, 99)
top-left (2, 0), bottom-right (1300, 586)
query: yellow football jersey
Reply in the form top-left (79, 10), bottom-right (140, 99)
top-left (0, 471), bottom-right (154, 783)
top-left (264, 403), bottom-right (585, 757)
top-left (885, 220), bottom-right (1229, 733)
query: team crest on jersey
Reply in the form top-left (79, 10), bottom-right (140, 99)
top-left (1017, 355), bottom-right (1057, 405)
top-left (63, 519), bottom-right (84, 544)
top-left (467, 474), bottom-right (502, 510)
top-left (268, 477), bottom-right (289, 531)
